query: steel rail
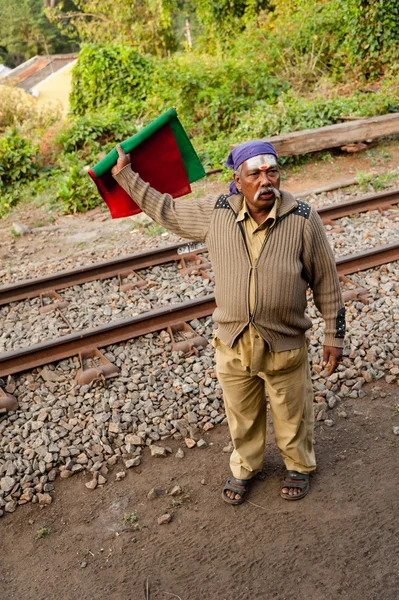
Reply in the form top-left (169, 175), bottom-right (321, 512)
top-left (0, 242), bottom-right (200, 306)
top-left (1, 243), bottom-right (399, 377)
top-left (0, 296), bottom-right (216, 377)
top-left (335, 241), bottom-right (399, 276)
top-left (318, 188), bottom-right (399, 223)
top-left (1, 189), bottom-right (398, 306)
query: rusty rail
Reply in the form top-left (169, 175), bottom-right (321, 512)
top-left (0, 296), bottom-right (216, 377)
top-left (318, 188), bottom-right (399, 223)
top-left (1, 189), bottom-right (398, 306)
top-left (0, 242), bottom-right (203, 305)
top-left (1, 243), bottom-right (399, 377)
top-left (335, 242), bottom-right (399, 276)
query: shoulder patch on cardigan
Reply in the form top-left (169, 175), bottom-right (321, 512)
top-left (335, 307), bottom-right (346, 338)
top-left (292, 201), bottom-right (311, 219)
top-left (215, 194), bottom-right (230, 209)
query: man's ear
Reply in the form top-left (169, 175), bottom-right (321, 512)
top-left (234, 172), bottom-right (242, 191)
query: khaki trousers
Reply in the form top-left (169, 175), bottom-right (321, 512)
top-left (215, 343), bottom-right (316, 480)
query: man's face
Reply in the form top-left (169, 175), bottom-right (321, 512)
top-left (234, 156), bottom-right (280, 212)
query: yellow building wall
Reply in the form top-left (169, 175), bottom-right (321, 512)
top-left (32, 60), bottom-right (76, 113)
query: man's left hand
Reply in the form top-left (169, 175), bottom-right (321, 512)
top-left (322, 346), bottom-right (343, 376)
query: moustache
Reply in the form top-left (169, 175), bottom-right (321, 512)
top-left (254, 186), bottom-right (281, 202)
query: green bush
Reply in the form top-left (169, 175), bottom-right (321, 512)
top-left (70, 45), bottom-right (154, 116)
top-left (53, 155), bottom-right (102, 214)
top-left (0, 128), bottom-right (39, 187)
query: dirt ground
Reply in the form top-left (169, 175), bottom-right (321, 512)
top-left (1, 139), bottom-right (399, 600)
top-left (1, 384), bottom-right (399, 600)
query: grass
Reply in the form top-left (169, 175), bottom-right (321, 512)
top-left (356, 171), bottom-right (398, 191)
top-left (35, 527), bottom-right (52, 539)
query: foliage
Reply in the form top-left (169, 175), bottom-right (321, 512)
top-left (52, 154), bottom-right (101, 214)
top-left (0, 128), bottom-right (39, 187)
top-left (70, 45), bottom-right (154, 116)
top-left (195, 0), bottom-right (271, 48)
top-left (35, 527), bottom-right (52, 540)
top-left (0, 0), bottom-right (78, 68)
top-left (56, 108), bottom-right (139, 155)
top-left (341, 0), bottom-right (399, 77)
top-left (0, 85), bottom-right (62, 134)
top-left (48, 0), bottom-right (178, 56)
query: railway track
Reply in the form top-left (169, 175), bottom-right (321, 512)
top-left (1, 189), bottom-right (398, 378)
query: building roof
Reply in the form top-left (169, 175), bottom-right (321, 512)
top-left (0, 64), bottom-right (12, 79)
top-left (3, 54), bottom-right (78, 92)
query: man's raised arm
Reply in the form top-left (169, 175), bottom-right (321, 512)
top-left (112, 145), bottom-right (214, 242)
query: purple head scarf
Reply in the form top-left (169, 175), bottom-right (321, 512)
top-left (225, 140), bottom-right (278, 195)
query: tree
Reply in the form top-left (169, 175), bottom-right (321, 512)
top-left (47, 0), bottom-right (179, 56)
top-left (0, 0), bottom-right (78, 67)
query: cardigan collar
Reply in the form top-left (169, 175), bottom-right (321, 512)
top-left (227, 190), bottom-right (297, 219)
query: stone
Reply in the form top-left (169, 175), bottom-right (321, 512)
top-left (197, 439), bottom-right (207, 448)
top-left (338, 411), bottom-right (348, 419)
top-left (5, 501), bottom-right (17, 513)
top-left (12, 222), bottom-right (31, 235)
top-left (116, 471), bottom-right (126, 481)
top-left (147, 487), bottom-right (163, 500)
top-left (324, 419), bottom-right (335, 427)
top-left (175, 448), bottom-right (185, 459)
top-left (223, 442), bottom-right (233, 453)
top-left (125, 457), bottom-right (141, 468)
top-left (316, 409), bottom-right (327, 421)
top-left (169, 485), bottom-right (182, 496)
top-left (85, 479), bottom-right (98, 490)
top-left (37, 493), bottom-right (52, 505)
top-left (1, 476), bottom-right (15, 493)
top-left (157, 513), bottom-right (173, 525)
top-left (125, 434), bottom-right (144, 446)
top-left (150, 446), bottom-right (167, 457)
top-left (98, 475), bottom-right (107, 485)
top-left (203, 422), bottom-right (214, 431)
top-left (393, 426), bottom-right (399, 436)
top-left (184, 438), bottom-right (196, 449)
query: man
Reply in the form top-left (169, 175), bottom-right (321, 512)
top-left (111, 140), bottom-right (345, 504)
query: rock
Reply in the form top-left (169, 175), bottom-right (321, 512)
top-left (147, 487), bottom-right (163, 500)
top-left (197, 439), bottom-right (207, 448)
top-left (324, 419), bottom-right (334, 427)
top-left (5, 501), bottom-right (17, 513)
top-left (125, 434), bottom-right (144, 446)
top-left (223, 442), bottom-right (233, 453)
top-left (203, 422), bottom-right (214, 431)
top-left (85, 479), bottom-right (98, 490)
top-left (316, 409), bottom-right (327, 421)
top-left (12, 222), bottom-right (31, 235)
top-left (37, 493), bottom-right (52, 505)
top-left (116, 471), bottom-right (126, 481)
top-left (169, 485), bottom-right (182, 496)
top-left (184, 438), bottom-right (196, 449)
top-left (338, 410), bottom-right (348, 419)
top-left (393, 426), bottom-right (399, 436)
top-left (1, 476), bottom-right (15, 493)
top-left (97, 475), bottom-right (107, 485)
top-left (125, 457), bottom-right (141, 468)
top-left (150, 446), bottom-right (167, 457)
top-left (157, 513), bottom-right (173, 525)
top-left (60, 470), bottom-right (73, 479)
top-left (80, 561), bottom-right (88, 568)
top-left (175, 448), bottom-right (185, 459)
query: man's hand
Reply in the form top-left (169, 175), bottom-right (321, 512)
top-left (322, 346), bottom-right (343, 376)
top-left (111, 144), bottom-right (130, 175)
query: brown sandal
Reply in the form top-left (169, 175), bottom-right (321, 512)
top-left (280, 470), bottom-right (310, 501)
